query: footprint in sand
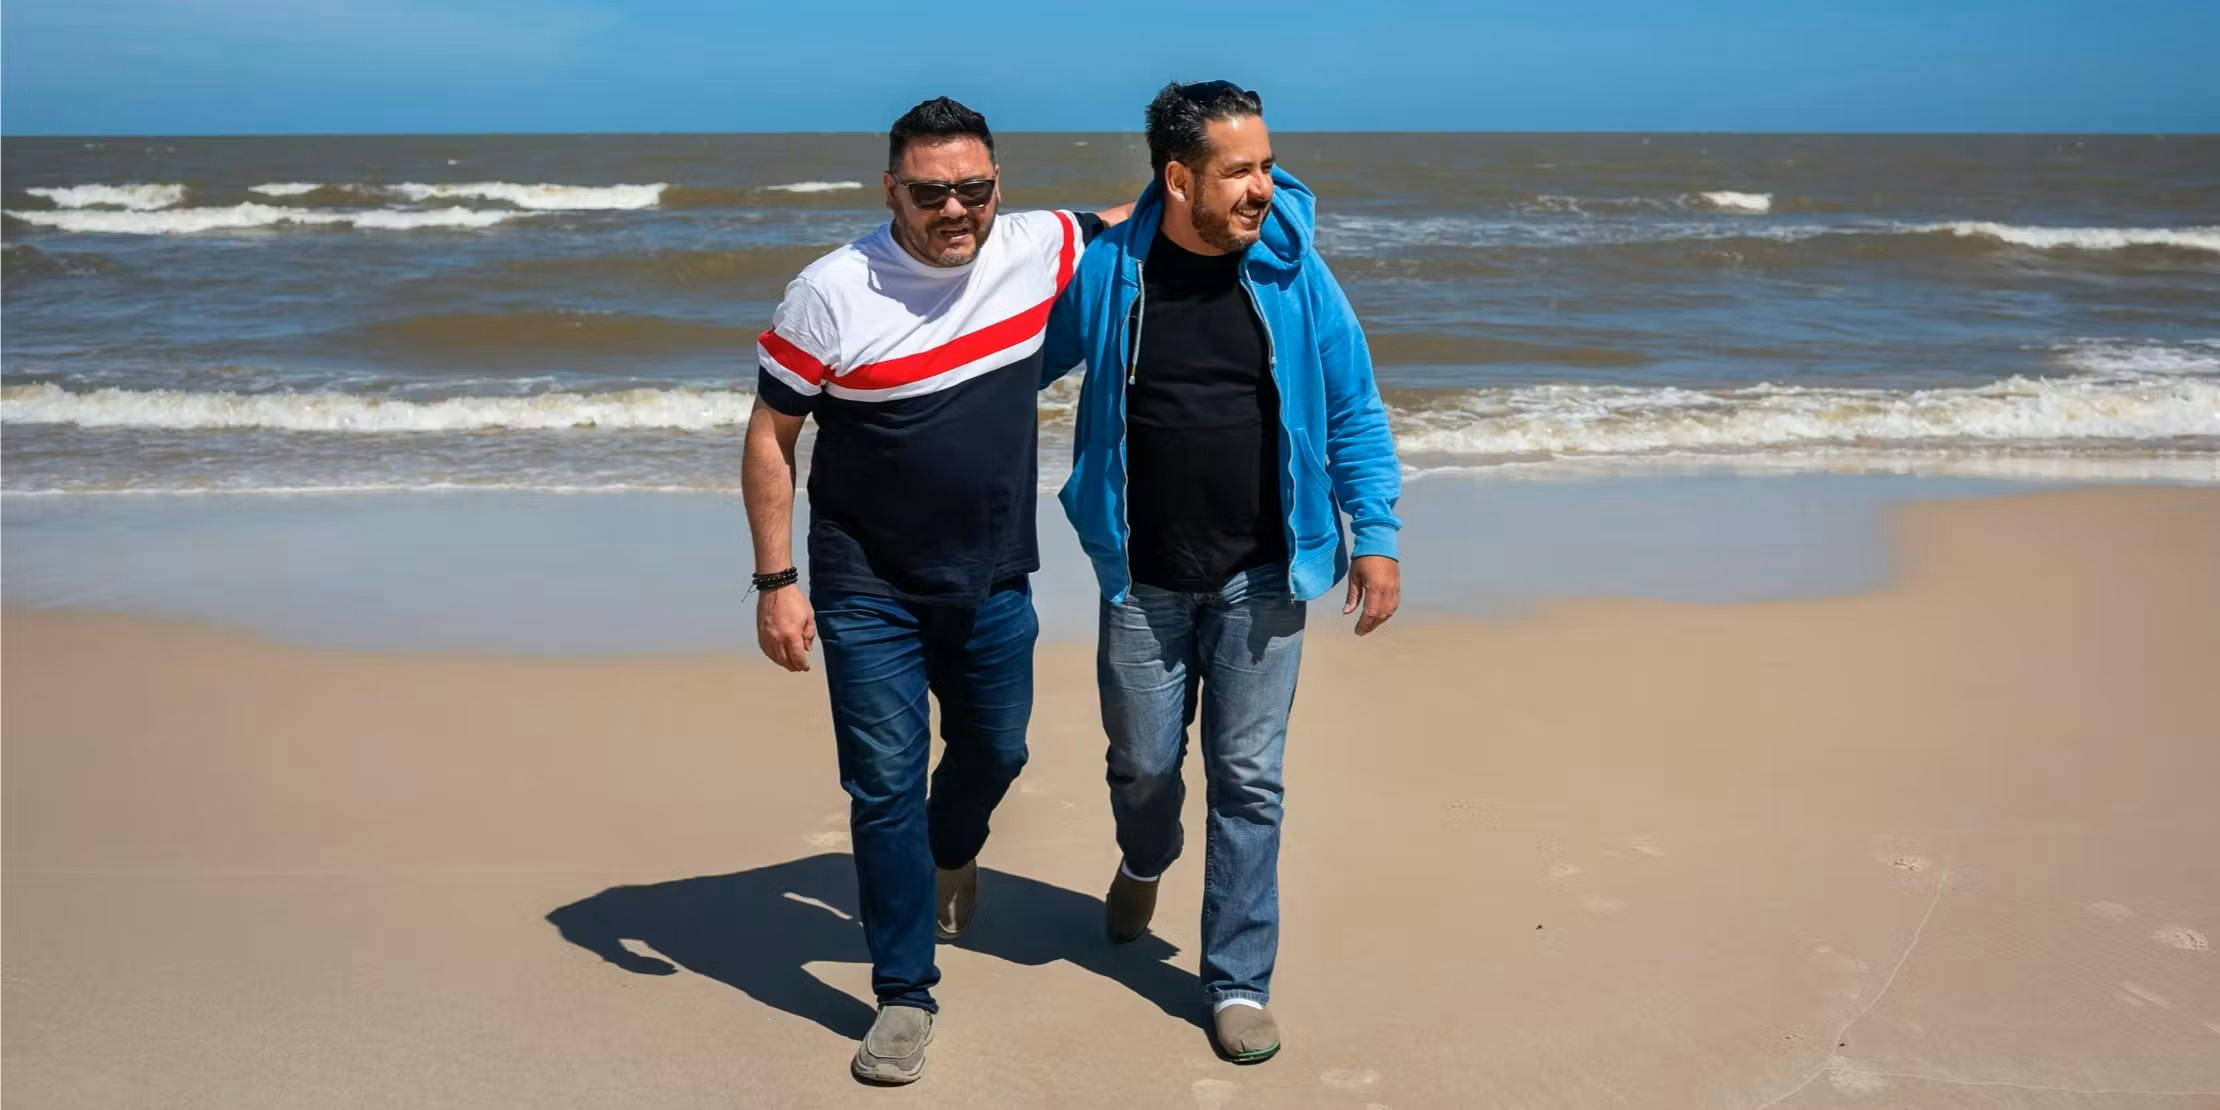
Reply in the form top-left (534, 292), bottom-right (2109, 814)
top-left (1868, 835), bottom-right (1937, 875)
top-left (1548, 863), bottom-right (1583, 882)
top-left (1824, 1056), bottom-right (1887, 1095)
top-left (2119, 982), bottom-right (2175, 1009)
top-left (2154, 925), bottom-right (2209, 952)
top-left (2088, 901), bottom-right (2139, 922)
top-left (1191, 1078), bottom-right (1238, 1109)
top-left (1629, 838), bottom-right (1666, 858)
top-left (1321, 1067), bottom-right (1381, 1091)
top-left (804, 830), bottom-right (851, 849)
top-left (1445, 801), bottom-right (1502, 830)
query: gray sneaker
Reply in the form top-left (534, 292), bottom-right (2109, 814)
top-left (935, 858), bottom-right (977, 941)
top-left (1212, 1004), bottom-right (1281, 1064)
top-left (851, 1005), bottom-right (934, 1085)
top-left (1105, 866), bottom-right (1158, 943)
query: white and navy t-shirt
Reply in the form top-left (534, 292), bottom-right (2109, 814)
top-left (758, 208), bottom-right (1104, 606)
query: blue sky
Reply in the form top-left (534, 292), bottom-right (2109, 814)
top-left (5, 1), bottom-right (2216, 135)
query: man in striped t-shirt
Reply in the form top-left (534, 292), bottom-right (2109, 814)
top-left (741, 97), bottom-right (1125, 1084)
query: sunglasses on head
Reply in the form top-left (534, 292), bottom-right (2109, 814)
top-left (896, 177), bottom-right (997, 209)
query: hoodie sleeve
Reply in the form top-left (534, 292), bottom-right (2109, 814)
top-left (1041, 279), bottom-right (1085, 390)
top-left (1308, 254), bottom-right (1403, 561)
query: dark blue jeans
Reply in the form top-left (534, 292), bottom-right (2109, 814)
top-left (814, 579), bottom-right (1036, 1013)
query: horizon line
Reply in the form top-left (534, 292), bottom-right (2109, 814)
top-left (7, 127), bottom-right (2216, 141)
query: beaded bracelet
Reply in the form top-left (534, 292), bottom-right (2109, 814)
top-left (747, 567), bottom-right (799, 599)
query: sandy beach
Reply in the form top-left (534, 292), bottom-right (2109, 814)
top-left (4, 485), bottom-right (2217, 1107)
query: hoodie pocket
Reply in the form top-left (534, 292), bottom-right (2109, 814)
top-left (1290, 431), bottom-right (1337, 548)
top-left (1293, 428), bottom-right (1329, 476)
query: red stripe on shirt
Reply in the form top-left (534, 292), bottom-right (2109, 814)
top-left (758, 329), bottom-right (831, 386)
top-left (836, 212), bottom-right (1080, 393)
top-left (1054, 210), bottom-right (1077, 289)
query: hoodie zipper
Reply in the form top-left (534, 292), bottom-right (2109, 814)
top-left (1116, 261), bottom-right (1145, 598)
top-left (1237, 270), bottom-right (1298, 600)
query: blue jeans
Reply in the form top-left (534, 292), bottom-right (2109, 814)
top-left (815, 579), bottom-right (1036, 1013)
top-left (1097, 564), bottom-right (1305, 1007)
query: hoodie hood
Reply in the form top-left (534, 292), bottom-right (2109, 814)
top-left (1117, 166), bottom-right (1315, 278)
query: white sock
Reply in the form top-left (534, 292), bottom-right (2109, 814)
top-left (1213, 998), bottom-right (1265, 1014)
top-left (1118, 860), bottom-right (1163, 883)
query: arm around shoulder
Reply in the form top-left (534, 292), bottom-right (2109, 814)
top-left (1041, 279), bottom-right (1087, 389)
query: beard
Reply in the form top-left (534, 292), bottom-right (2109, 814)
top-left (1190, 193), bottom-right (1266, 254)
top-left (895, 208), bottom-right (993, 267)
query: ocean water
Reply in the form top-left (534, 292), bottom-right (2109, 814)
top-left (4, 132), bottom-right (2217, 495)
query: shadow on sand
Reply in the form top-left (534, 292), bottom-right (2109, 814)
top-left (547, 852), bottom-right (1202, 1040)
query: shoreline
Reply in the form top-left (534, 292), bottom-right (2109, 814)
top-left (1, 471), bottom-right (2060, 655)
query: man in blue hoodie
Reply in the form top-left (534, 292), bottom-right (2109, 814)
top-left (1042, 80), bottom-right (1403, 1063)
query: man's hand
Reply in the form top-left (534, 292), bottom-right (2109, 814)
top-left (1343, 555), bottom-right (1401, 636)
top-left (756, 585), bottom-right (816, 672)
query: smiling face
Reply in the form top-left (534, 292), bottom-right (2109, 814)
top-left (883, 136), bottom-right (999, 267)
top-left (1169, 114), bottom-right (1274, 255)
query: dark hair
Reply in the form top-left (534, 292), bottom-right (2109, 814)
top-left (1144, 80), bottom-right (1265, 184)
top-left (887, 96), bottom-right (994, 170)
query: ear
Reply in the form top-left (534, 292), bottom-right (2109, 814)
top-left (1165, 161), bottom-right (1191, 203)
top-left (882, 170), bottom-right (901, 214)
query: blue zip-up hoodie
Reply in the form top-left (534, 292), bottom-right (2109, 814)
top-left (1043, 168), bottom-right (1402, 604)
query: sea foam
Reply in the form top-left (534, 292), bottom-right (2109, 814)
top-left (26, 184), bottom-right (186, 210)
top-left (1919, 221), bottom-right (2220, 254)
top-left (385, 182), bottom-right (668, 210)
top-left (1390, 344), bottom-right (2220, 460)
top-left (1694, 191), bottom-right (1773, 213)
top-left (763, 181), bottom-right (867, 193)
top-left (11, 344), bottom-right (2214, 450)
top-left (1, 384), bottom-right (755, 432)
top-left (3, 204), bottom-right (532, 234)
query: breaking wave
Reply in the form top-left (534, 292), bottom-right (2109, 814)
top-left (3, 204), bottom-right (533, 234)
top-left (25, 183), bottom-right (186, 210)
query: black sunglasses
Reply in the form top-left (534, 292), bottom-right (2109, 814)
top-left (896, 176), bottom-right (997, 210)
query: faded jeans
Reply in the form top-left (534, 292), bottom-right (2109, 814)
top-left (1097, 564), bottom-right (1304, 1006)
